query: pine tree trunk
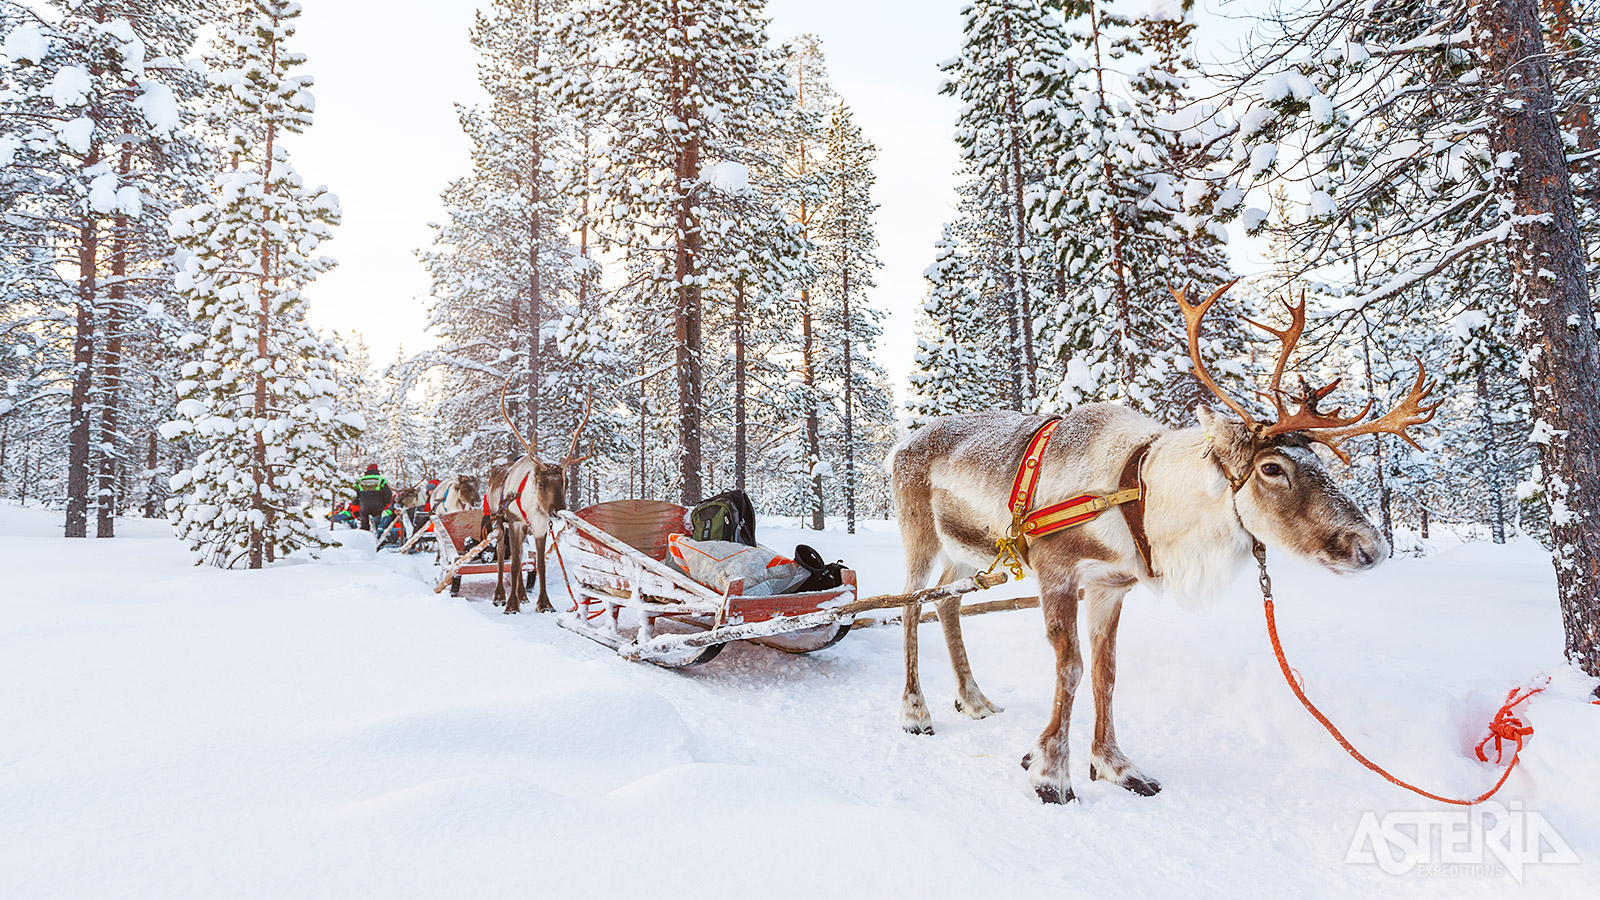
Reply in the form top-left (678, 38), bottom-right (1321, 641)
top-left (997, 167), bottom-right (1024, 410)
top-left (734, 276), bottom-right (747, 493)
top-left (1089, 6), bottom-right (1134, 401)
top-left (144, 429), bottom-right (160, 519)
top-left (1477, 370), bottom-right (1508, 544)
top-left (1477, 0), bottom-right (1600, 676)
top-left (250, 69), bottom-right (280, 570)
top-left (528, 0), bottom-right (545, 457)
top-left (842, 264), bottom-right (856, 534)
top-left (66, 162), bottom-right (100, 539)
top-left (1002, 17), bottom-right (1036, 407)
top-left (672, 72), bottom-right (704, 505)
top-left (97, 149), bottom-right (134, 539)
top-left (803, 283), bottom-right (822, 529)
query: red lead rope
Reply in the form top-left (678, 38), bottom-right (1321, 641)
top-left (1263, 596), bottom-right (1542, 805)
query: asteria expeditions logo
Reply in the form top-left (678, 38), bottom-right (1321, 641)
top-left (1345, 801), bottom-right (1579, 882)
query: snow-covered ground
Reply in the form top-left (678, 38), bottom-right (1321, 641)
top-left (2, 502), bottom-right (1596, 899)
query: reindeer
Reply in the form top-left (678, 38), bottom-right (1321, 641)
top-left (890, 282), bottom-right (1439, 804)
top-left (485, 385), bottom-right (591, 614)
top-left (429, 474), bottom-right (481, 517)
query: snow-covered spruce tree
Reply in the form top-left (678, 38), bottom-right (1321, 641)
top-left (813, 102), bottom-right (888, 533)
top-left (1, 0), bottom-right (208, 536)
top-left (555, 0), bottom-right (793, 504)
top-left (163, 0), bottom-right (358, 569)
top-left (1229, 0), bottom-right (1600, 676)
top-left (1126, 0), bottom-right (1239, 425)
top-left (938, 0), bottom-right (1067, 411)
top-left (779, 35), bottom-right (835, 529)
top-left (909, 225), bottom-right (1001, 426)
top-left (415, 0), bottom-right (576, 470)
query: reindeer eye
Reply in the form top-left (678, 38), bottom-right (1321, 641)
top-left (1261, 462), bottom-right (1285, 478)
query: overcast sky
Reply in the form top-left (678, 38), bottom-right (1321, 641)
top-left (288, 0), bottom-right (1259, 390)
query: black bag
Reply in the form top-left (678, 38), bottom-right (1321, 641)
top-left (789, 544), bottom-right (846, 593)
top-left (689, 490), bottom-right (757, 546)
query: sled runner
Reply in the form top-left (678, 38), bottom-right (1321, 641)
top-left (431, 509), bottom-right (536, 597)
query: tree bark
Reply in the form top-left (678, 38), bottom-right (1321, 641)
top-left (671, 11), bottom-right (704, 505)
top-left (803, 281), bottom-right (822, 529)
top-left (1002, 16), bottom-right (1037, 408)
top-left (66, 149), bottom-right (101, 539)
top-left (1477, 0), bottom-right (1600, 675)
top-left (734, 276), bottom-right (747, 493)
top-left (96, 149), bottom-right (134, 538)
top-left (841, 263), bottom-right (856, 534)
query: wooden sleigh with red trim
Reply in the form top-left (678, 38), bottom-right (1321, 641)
top-left (552, 500), bottom-right (1021, 667)
top-left (431, 509), bottom-right (537, 597)
top-left (553, 500), bottom-right (861, 667)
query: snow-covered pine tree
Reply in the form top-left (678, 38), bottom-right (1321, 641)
top-left (781, 35), bottom-right (835, 529)
top-left (909, 225), bottom-right (1000, 426)
top-left (557, 0), bottom-right (793, 504)
top-left (813, 102), bottom-right (888, 533)
top-left (163, 0), bottom-right (358, 569)
top-left (1229, 0), bottom-right (1600, 677)
top-left (938, 0), bottom-right (1066, 411)
top-left (0, 0), bottom-right (207, 536)
top-left (1126, 0), bottom-right (1239, 425)
top-left (415, 0), bottom-right (575, 470)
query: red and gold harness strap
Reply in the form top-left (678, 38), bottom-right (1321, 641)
top-left (990, 418), bottom-right (1157, 580)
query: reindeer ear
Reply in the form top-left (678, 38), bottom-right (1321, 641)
top-left (1196, 405), bottom-right (1256, 473)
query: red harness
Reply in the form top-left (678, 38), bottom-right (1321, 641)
top-left (487, 473), bottom-right (533, 520)
top-left (1002, 418), bottom-right (1157, 577)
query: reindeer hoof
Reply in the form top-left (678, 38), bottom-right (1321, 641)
top-left (1034, 783), bottom-right (1076, 805)
top-left (954, 693), bottom-right (1003, 719)
top-left (1090, 764), bottom-right (1162, 797)
top-left (537, 600), bottom-right (555, 614)
top-left (902, 720), bottom-right (935, 736)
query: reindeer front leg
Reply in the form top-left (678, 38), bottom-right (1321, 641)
top-left (491, 519), bottom-right (508, 608)
top-left (1085, 582), bottom-right (1160, 796)
top-left (533, 531), bottom-right (554, 613)
top-left (504, 523), bottom-right (524, 614)
top-left (1022, 575), bottom-right (1082, 804)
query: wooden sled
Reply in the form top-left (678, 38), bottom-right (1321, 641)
top-left (432, 509), bottom-right (536, 598)
top-left (554, 501), bottom-right (857, 666)
top-left (553, 501), bottom-right (1012, 668)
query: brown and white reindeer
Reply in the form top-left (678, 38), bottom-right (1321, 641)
top-left (429, 474), bottom-right (482, 518)
top-left (484, 386), bottom-right (592, 614)
top-left (890, 282), bottom-right (1439, 804)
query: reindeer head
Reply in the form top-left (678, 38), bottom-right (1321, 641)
top-left (1174, 282), bottom-right (1440, 573)
top-left (454, 475), bottom-right (481, 510)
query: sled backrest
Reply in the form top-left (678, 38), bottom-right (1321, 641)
top-left (577, 499), bottom-right (687, 561)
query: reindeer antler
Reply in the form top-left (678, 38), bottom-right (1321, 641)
top-left (1248, 291), bottom-right (1373, 438)
top-left (563, 388), bottom-right (595, 467)
top-left (1174, 283), bottom-right (1439, 462)
top-left (1173, 279), bottom-right (1258, 428)
top-left (1298, 361), bottom-right (1441, 463)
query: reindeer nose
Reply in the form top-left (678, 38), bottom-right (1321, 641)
top-left (1350, 532), bottom-right (1385, 569)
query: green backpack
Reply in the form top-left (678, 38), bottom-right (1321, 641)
top-left (688, 490), bottom-right (757, 546)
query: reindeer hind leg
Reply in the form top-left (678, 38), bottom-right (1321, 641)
top-left (899, 504), bottom-right (941, 736)
top-left (935, 561), bottom-right (1003, 720)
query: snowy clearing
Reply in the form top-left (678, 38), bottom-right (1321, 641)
top-left (2, 503), bottom-right (1596, 898)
